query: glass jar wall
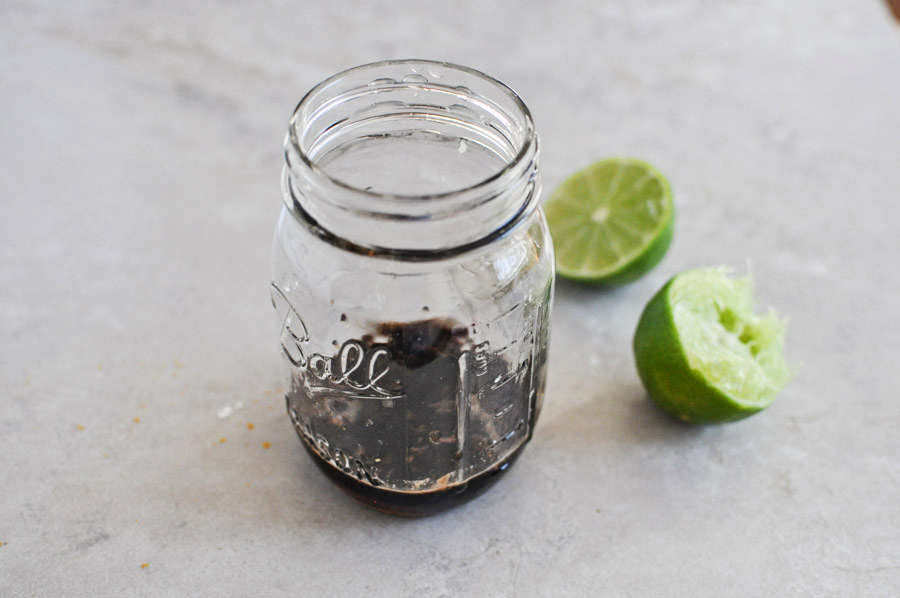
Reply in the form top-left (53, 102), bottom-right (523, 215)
top-left (272, 60), bottom-right (554, 515)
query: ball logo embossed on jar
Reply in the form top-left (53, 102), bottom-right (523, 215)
top-left (272, 283), bottom-right (402, 400)
top-left (306, 341), bottom-right (398, 399)
top-left (271, 283), bottom-right (310, 369)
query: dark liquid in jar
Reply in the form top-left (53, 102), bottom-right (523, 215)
top-left (286, 318), bottom-right (546, 516)
top-left (299, 438), bottom-right (526, 516)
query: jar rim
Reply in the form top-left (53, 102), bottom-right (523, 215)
top-left (287, 59), bottom-right (537, 203)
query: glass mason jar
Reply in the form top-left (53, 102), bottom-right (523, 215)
top-left (271, 60), bottom-right (554, 515)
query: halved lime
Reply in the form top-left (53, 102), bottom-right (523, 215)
top-left (544, 158), bottom-right (674, 285)
top-left (633, 267), bottom-right (791, 424)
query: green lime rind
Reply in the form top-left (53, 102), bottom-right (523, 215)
top-left (633, 267), bottom-right (791, 424)
top-left (545, 157), bottom-right (674, 286)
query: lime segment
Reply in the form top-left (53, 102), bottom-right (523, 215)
top-left (633, 267), bottom-right (791, 424)
top-left (544, 158), bottom-right (674, 285)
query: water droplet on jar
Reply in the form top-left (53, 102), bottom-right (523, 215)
top-left (365, 418), bottom-right (374, 427)
top-left (368, 77), bottom-right (397, 86)
top-left (402, 73), bottom-right (427, 84)
top-left (457, 138), bottom-right (468, 154)
top-left (351, 102), bottom-right (386, 118)
top-left (428, 430), bottom-right (441, 443)
top-left (455, 85), bottom-right (472, 95)
top-left (448, 103), bottom-right (478, 121)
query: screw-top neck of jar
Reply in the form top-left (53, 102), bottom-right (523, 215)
top-left (282, 59), bottom-right (540, 259)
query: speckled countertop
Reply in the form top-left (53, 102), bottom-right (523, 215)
top-left (2, 1), bottom-right (899, 596)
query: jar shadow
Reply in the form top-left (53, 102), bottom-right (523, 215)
top-left (284, 444), bottom-right (511, 523)
top-left (546, 276), bottom-right (706, 447)
top-left (540, 376), bottom-right (709, 453)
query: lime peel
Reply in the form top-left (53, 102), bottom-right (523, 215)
top-left (634, 267), bottom-right (791, 424)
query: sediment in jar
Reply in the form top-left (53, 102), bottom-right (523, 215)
top-left (286, 317), bottom-right (544, 494)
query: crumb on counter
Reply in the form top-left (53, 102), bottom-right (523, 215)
top-left (140, 562), bottom-right (149, 569)
top-left (262, 442), bottom-right (272, 449)
top-left (246, 422), bottom-right (255, 430)
top-left (219, 437), bottom-right (227, 444)
top-left (76, 424), bottom-right (85, 431)
top-left (133, 417), bottom-right (141, 424)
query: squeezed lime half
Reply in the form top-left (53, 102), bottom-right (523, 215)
top-left (633, 267), bottom-right (791, 424)
top-left (544, 158), bottom-right (674, 285)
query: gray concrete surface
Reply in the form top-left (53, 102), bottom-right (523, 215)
top-left (2, 1), bottom-right (899, 596)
